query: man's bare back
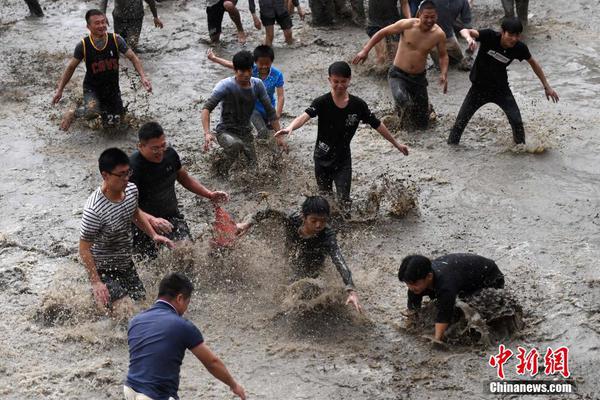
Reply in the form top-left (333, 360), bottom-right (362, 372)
top-left (392, 18), bottom-right (446, 74)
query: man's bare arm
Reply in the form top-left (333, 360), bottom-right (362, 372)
top-left (124, 49), bottom-right (152, 92)
top-left (375, 123), bottom-right (409, 155)
top-left (100, 0), bottom-right (108, 14)
top-left (527, 58), bottom-right (559, 102)
top-left (52, 58), bottom-right (81, 104)
top-left (400, 0), bottom-right (410, 18)
top-left (434, 322), bottom-right (449, 340)
top-left (436, 33), bottom-right (449, 93)
top-left (274, 112), bottom-right (311, 137)
top-left (191, 343), bottom-right (246, 399)
top-left (276, 86), bottom-right (285, 118)
top-left (79, 239), bottom-right (110, 306)
top-left (206, 49), bottom-right (234, 69)
top-left (353, 19), bottom-right (413, 64)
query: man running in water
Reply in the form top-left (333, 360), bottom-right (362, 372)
top-left (353, 0), bottom-right (448, 129)
top-left (52, 9), bottom-right (152, 131)
top-left (275, 61), bottom-right (409, 210)
top-left (249, 0), bottom-right (305, 46)
top-left (447, 18), bottom-right (559, 145)
top-left (101, 0), bottom-right (164, 50)
top-left (207, 0), bottom-right (257, 44)
top-left (238, 196), bottom-right (362, 312)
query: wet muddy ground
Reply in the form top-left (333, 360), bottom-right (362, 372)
top-left (0, 0), bottom-right (599, 398)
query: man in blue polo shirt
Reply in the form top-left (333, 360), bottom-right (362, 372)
top-left (125, 273), bottom-right (246, 400)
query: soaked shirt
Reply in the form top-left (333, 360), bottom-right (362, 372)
top-left (203, 77), bottom-right (276, 136)
top-left (130, 147), bottom-right (182, 218)
top-left (249, 210), bottom-right (355, 290)
top-left (407, 253), bottom-right (505, 323)
top-left (470, 29), bottom-right (532, 88)
top-left (252, 64), bottom-right (284, 120)
top-left (126, 300), bottom-right (204, 400)
top-left (305, 93), bottom-right (381, 166)
top-left (431, 0), bottom-right (472, 38)
top-left (80, 182), bottom-right (138, 271)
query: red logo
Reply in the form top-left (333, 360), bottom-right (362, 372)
top-left (489, 345), bottom-right (570, 379)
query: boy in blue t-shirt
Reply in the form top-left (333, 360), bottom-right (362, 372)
top-left (208, 45), bottom-right (285, 140)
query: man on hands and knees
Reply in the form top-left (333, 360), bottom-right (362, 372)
top-left (238, 196), bottom-right (363, 312)
top-left (130, 122), bottom-right (229, 259)
top-left (202, 50), bottom-right (286, 177)
top-left (275, 62), bottom-right (408, 212)
top-left (51, 9), bottom-right (153, 131)
top-left (125, 272), bottom-right (246, 400)
top-left (447, 18), bottom-right (559, 145)
top-left (79, 148), bottom-right (174, 317)
top-left (353, 0), bottom-right (448, 130)
top-left (398, 253), bottom-right (505, 343)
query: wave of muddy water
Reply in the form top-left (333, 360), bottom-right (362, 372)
top-left (1, 0), bottom-right (599, 398)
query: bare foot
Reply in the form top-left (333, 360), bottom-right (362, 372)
top-left (237, 30), bottom-right (247, 44)
top-left (60, 109), bottom-right (75, 131)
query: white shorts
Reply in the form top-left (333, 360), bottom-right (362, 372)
top-left (123, 385), bottom-right (176, 400)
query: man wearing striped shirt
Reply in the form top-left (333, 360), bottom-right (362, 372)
top-left (79, 148), bottom-right (174, 315)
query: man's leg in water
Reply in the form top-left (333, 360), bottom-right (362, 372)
top-left (501, 0), bottom-right (515, 18)
top-left (61, 89), bottom-right (102, 130)
top-left (448, 85), bottom-right (489, 144)
top-left (216, 131), bottom-right (246, 173)
top-left (332, 159), bottom-right (352, 211)
top-left (277, 11), bottom-right (294, 44)
top-left (309, 0), bottom-right (335, 25)
top-left (251, 110), bottom-right (270, 140)
top-left (24, 0), bottom-right (43, 17)
top-left (100, 91), bottom-right (125, 128)
top-left (515, 0), bottom-right (529, 26)
top-left (388, 70), bottom-right (412, 122)
top-left (125, 18), bottom-right (144, 50)
top-left (493, 88), bottom-right (526, 144)
top-left (222, 0), bottom-right (246, 43)
top-left (314, 161), bottom-right (335, 196)
top-left (207, 1), bottom-right (226, 42)
top-left (239, 133), bottom-right (258, 168)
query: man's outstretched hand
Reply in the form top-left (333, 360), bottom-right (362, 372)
top-left (545, 86), bottom-right (559, 103)
top-left (346, 290), bottom-right (363, 313)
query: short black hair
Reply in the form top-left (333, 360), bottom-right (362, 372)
top-left (328, 61), bottom-right (352, 78)
top-left (501, 17), bottom-right (523, 34)
top-left (398, 255), bottom-right (432, 283)
top-left (98, 147), bottom-right (129, 174)
top-left (301, 196), bottom-right (330, 217)
top-left (138, 121), bottom-right (164, 142)
top-left (85, 9), bottom-right (105, 24)
top-left (233, 50), bottom-right (254, 71)
top-left (253, 45), bottom-right (275, 62)
top-left (417, 0), bottom-right (436, 13)
top-left (158, 272), bottom-right (194, 299)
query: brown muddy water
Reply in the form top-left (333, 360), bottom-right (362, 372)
top-left (1, 0), bottom-right (599, 398)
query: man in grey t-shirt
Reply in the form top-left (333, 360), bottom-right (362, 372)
top-left (429, 0), bottom-right (475, 70)
top-left (202, 50), bottom-right (286, 176)
top-left (101, 0), bottom-right (164, 49)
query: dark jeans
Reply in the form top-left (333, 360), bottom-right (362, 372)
top-left (448, 84), bottom-right (525, 144)
top-left (24, 0), bottom-right (43, 16)
top-left (388, 66), bottom-right (429, 129)
top-left (113, 16), bottom-right (143, 49)
top-left (314, 157), bottom-right (352, 204)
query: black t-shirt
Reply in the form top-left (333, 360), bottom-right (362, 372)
top-left (407, 253), bottom-right (504, 323)
top-left (470, 29), bottom-right (532, 87)
top-left (130, 148), bottom-right (182, 218)
top-left (305, 93), bottom-right (381, 166)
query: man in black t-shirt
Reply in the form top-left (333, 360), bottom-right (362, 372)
top-left (130, 122), bottom-right (228, 258)
top-left (275, 61), bottom-right (409, 209)
top-left (448, 18), bottom-right (559, 145)
top-left (51, 9), bottom-right (153, 131)
top-left (398, 253), bottom-right (505, 342)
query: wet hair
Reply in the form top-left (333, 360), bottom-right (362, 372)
top-left (417, 0), bottom-right (436, 13)
top-left (138, 121), bottom-right (164, 142)
top-left (501, 17), bottom-right (523, 34)
top-left (328, 61), bottom-right (352, 78)
top-left (232, 50), bottom-right (254, 71)
top-left (98, 147), bottom-right (129, 173)
top-left (253, 45), bottom-right (275, 62)
top-left (301, 196), bottom-right (330, 217)
top-left (398, 255), bottom-right (432, 283)
top-left (85, 9), bottom-right (105, 24)
top-left (158, 272), bottom-right (194, 299)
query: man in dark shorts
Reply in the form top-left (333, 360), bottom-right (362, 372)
top-left (398, 253), bottom-right (505, 342)
top-left (24, 0), bottom-right (44, 17)
top-left (238, 196), bottom-right (363, 312)
top-left (51, 9), bottom-right (153, 131)
top-left (501, 0), bottom-right (529, 27)
top-left (125, 273), bottom-right (246, 400)
top-left (365, 0), bottom-right (410, 65)
top-left (130, 121), bottom-right (229, 259)
top-left (353, 0), bottom-right (448, 129)
top-left (202, 51), bottom-right (286, 176)
top-left (448, 18), bottom-right (559, 145)
top-left (249, 0), bottom-right (304, 45)
top-left (101, 0), bottom-right (164, 50)
top-left (275, 62), bottom-right (409, 210)
top-left (79, 148), bottom-right (173, 317)
top-left (207, 0), bottom-right (257, 44)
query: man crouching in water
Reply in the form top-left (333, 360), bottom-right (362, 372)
top-left (238, 196), bottom-right (362, 312)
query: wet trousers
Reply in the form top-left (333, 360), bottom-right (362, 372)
top-left (501, 0), bottom-right (529, 25)
top-left (250, 110), bottom-right (271, 140)
top-left (114, 16), bottom-right (143, 49)
top-left (448, 84), bottom-right (525, 144)
top-left (216, 130), bottom-right (258, 172)
top-left (388, 66), bottom-right (429, 129)
top-left (314, 157), bottom-right (352, 204)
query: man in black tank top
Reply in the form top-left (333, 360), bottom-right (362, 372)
top-left (52, 9), bottom-right (153, 131)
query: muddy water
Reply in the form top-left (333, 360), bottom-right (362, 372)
top-left (1, 0), bottom-right (599, 398)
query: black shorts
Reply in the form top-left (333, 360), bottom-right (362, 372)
top-left (207, 0), bottom-right (238, 36)
top-left (98, 263), bottom-right (146, 304)
top-left (83, 87), bottom-right (124, 118)
top-left (366, 25), bottom-right (399, 42)
top-left (260, 10), bottom-right (293, 30)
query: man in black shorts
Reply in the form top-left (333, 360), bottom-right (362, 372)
top-left (207, 0), bottom-right (258, 44)
top-left (101, 0), bottom-right (164, 50)
top-left (52, 9), bottom-right (153, 131)
top-left (130, 122), bottom-right (229, 259)
top-left (365, 0), bottom-right (410, 65)
top-left (80, 148), bottom-right (173, 316)
top-left (275, 61), bottom-right (409, 210)
top-left (249, 0), bottom-right (304, 46)
top-left (448, 18), bottom-right (559, 145)
top-left (398, 253), bottom-right (505, 342)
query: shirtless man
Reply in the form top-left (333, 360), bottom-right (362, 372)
top-left (353, 0), bottom-right (448, 129)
